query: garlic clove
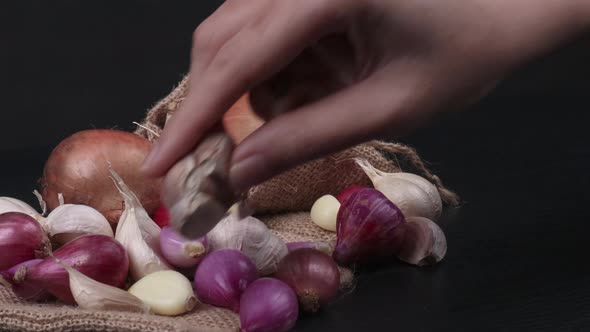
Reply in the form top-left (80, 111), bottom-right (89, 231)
top-left (355, 158), bottom-right (442, 220)
top-left (208, 214), bottom-right (288, 275)
top-left (310, 195), bottom-right (340, 232)
top-left (110, 168), bottom-right (172, 281)
top-left (53, 256), bottom-right (150, 313)
top-left (128, 270), bottom-right (197, 316)
top-left (0, 197), bottom-right (44, 222)
top-left (397, 216), bottom-right (447, 266)
top-left (44, 204), bottom-right (113, 245)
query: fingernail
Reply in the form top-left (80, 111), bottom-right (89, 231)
top-left (229, 154), bottom-right (268, 192)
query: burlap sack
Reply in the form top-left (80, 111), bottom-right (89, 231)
top-left (0, 76), bottom-right (458, 331)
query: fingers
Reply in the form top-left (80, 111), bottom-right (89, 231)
top-left (142, 0), bottom-right (360, 177)
top-left (229, 66), bottom-right (430, 192)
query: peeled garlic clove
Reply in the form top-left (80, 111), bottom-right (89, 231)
top-left (397, 216), bottom-right (447, 266)
top-left (44, 204), bottom-right (113, 245)
top-left (54, 256), bottom-right (150, 313)
top-left (128, 270), bottom-right (197, 316)
top-left (161, 131), bottom-right (237, 238)
top-left (310, 195), bottom-right (340, 232)
top-left (355, 158), bottom-right (442, 220)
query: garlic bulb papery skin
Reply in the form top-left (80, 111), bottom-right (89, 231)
top-left (0, 197), bottom-right (44, 222)
top-left (355, 158), bottom-right (442, 221)
top-left (207, 214), bottom-right (288, 275)
top-left (53, 256), bottom-right (150, 313)
top-left (110, 168), bottom-right (172, 281)
top-left (44, 204), bottom-right (113, 245)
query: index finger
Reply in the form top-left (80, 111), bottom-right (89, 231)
top-left (141, 0), bottom-right (361, 177)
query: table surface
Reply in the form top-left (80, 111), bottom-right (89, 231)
top-left (2, 2), bottom-right (590, 331)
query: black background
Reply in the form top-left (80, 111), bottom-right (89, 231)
top-left (1, 1), bottom-right (590, 331)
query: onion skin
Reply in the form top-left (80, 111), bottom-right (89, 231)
top-left (39, 129), bottom-right (161, 223)
top-left (0, 212), bottom-right (50, 270)
top-left (194, 249), bottom-right (258, 312)
top-left (333, 188), bottom-right (406, 266)
top-left (239, 278), bottom-right (299, 332)
top-left (274, 248), bottom-right (340, 312)
top-left (0, 259), bottom-right (50, 301)
top-left (222, 94), bottom-right (264, 144)
top-left (335, 185), bottom-right (366, 204)
top-left (8, 234), bottom-right (129, 304)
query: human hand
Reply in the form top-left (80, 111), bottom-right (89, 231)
top-left (141, 0), bottom-right (590, 191)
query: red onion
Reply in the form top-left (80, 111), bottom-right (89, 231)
top-left (159, 226), bottom-right (208, 268)
top-left (333, 188), bottom-right (406, 265)
top-left (194, 249), bottom-right (258, 312)
top-left (240, 278), bottom-right (299, 332)
top-left (335, 185), bottom-right (366, 204)
top-left (0, 212), bottom-right (50, 270)
top-left (274, 248), bottom-right (340, 312)
top-left (39, 129), bottom-right (161, 223)
top-left (2, 234), bottom-right (129, 304)
top-left (0, 259), bottom-right (49, 301)
top-left (286, 241), bottom-right (331, 255)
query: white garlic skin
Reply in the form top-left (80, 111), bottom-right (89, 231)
top-left (207, 215), bottom-right (288, 275)
top-left (56, 257), bottom-right (150, 313)
top-left (0, 197), bottom-right (43, 221)
top-left (128, 270), bottom-right (197, 316)
top-left (397, 216), bottom-right (447, 266)
top-left (44, 204), bottom-right (113, 245)
top-left (310, 195), bottom-right (340, 232)
top-left (355, 158), bottom-right (443, 221)
top-left (378, 177), bottom-right (442, 221)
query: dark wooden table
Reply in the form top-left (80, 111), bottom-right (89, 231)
top-left (2, 2), bottom-right (589, 331)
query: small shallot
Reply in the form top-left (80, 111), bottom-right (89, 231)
top-left (1, 235), bottom-right (128, 304)
top-left (207, 214), bottom-right (288, 275)
top-left (193, 249), bottom-right (258, 312)
top-left (397, 216), bottom-right (447, 266)
top-left (239, 278), bottom-right (299, 332)
top-left (355, 158), bottom-right (442, 220)
top-left (0, 259), bottom-right (49, 301)
top-left (333, 188), bottom-right (406, 265)
top-left (274, 248), bottom-right (340, 312)
top-left (0, 212), bottom-right (50, 270)
top-left (53, 256), bottom-right (149, 313)
top-left (129, 270), bottom-right (197, 316)
top-left (159, 226), bottom-right (208, 268)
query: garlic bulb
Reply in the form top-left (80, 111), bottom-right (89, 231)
top-left (53, 256), bottom-right (150, 313)
top-left (207, 214), bottom-right (288, 275)
top-left (355, 158), bottom-right (442, 221)
top-left (44, 204), bottom-right (113, 245)
top-left (110, 168), bottom-right (171, 281)
top-left (0, 197), bottom-right (43, 221)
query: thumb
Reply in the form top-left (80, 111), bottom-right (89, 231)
top-left (229, 73), bottom-right (424, 192)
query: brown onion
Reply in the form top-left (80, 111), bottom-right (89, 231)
top-left (222, 93), bottom-right (264, 144)
top-left (39, 129), bottom-right (161, 223)
top-left (274, 248), bottom-right (340, 312)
